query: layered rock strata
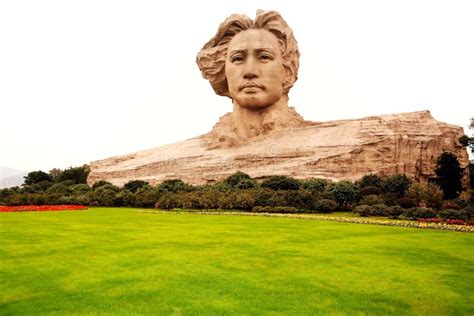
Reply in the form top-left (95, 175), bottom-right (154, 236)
top-left (87, 110), bottom-right (469, 187)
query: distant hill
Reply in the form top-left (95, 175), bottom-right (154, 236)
top-left (0, 167), bottom-right (26, 188)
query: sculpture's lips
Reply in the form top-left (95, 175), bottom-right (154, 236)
top-left (240, 82), bottom-right (264, 91)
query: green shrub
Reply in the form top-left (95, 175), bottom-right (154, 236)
top-left (468, 190), bottom-right (474, 205)
top-left (124, 180), bottom-right (150, 193)
top-left (121, 191), bottom-right (137, 207)
top-left (354, 205), bottom-right (371, 217)
top-left (74, 195), bottom-right (91, 206)
top-left (58, 165), bottom-right (90, 184)
top-left (232, 191), bottom-right (256, 210)
top-left (357, 174), bottom-right (384, 190)
top-left (442, 200), bottom-right (462, 210)
top-left (424, 184), bottom-right (444, 210)
top-left (438, 209), bottom-right (468, 220)
top-left (408, 207), bottom-right (437, 219)
top-left (261, 176), bottom-right (300, 191)
top-left (180, 192), bottom-right (202, 209)
top-left (235, 179), bottom-right (257, 189)
top-left (282, 190), bottom-right (314, 209)
top-left (47, 183), bottom-right (73, 195)
top-left (57, 196), bottom-right (76, 205)
top-left (224, 171), bottom-right (253, 188)
top-left (134, 187), bottom-right (159, 208)
top-left (330, 181), bottom-right (359, 210)
top-left (92, 180), bottom-right (113, 190)
top-left (158, 179), bottom-right (193, 193)
top-left (370, 204), bottom-right (389, 216)
top-left (359, 194), bottom-right (385, 206)
top-left (155, 193), bottom-right (182, 210)
top-left (387, 205), bottom-right (404, 219)
top-left (397, 197), bottom-right (417, 209)
top-left (91, 185), bottom-right (119, 206)
top-left (71, 184), bottom-right (91, 195)
top-left (249, 188), bottom-right (281, 207)
top-left (313, 199), bottom-right (337, 213)
top-left (208, 182), bottom-right (232, 192)
top-left (359, 186), bottom-right (382, 196)
top-left (464, 205), bottom-right (474, 219)
top-left (301, 178), bottom-right (328, 193)
top-left (381, 192), bottom-right (398, 206)
top-left (383, 174), bottom-right (412, 198)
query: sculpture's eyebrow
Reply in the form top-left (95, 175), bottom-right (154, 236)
top-left (228, 49), bottom-right (246, 55)
top-left (228, 47), bottom-right (277, 55)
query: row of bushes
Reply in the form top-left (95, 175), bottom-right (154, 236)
top-left (354, 204), bottom-right (474, 220)
top-left (1, 172), bottom-right (473, 221)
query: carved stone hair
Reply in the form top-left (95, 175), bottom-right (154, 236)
top-left (196, 10), bottom-right (300, 98)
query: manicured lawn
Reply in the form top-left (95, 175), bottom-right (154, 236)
top-left (1, 208), bottom-right (473, 315)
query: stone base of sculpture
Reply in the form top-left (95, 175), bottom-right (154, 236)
top-left (87, 110), bottom-right (469, 187)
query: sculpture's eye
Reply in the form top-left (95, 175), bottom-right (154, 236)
top-left (230, 54), bottom-right (244, 63)
top-left (259, 53), bottom-right (273, 61)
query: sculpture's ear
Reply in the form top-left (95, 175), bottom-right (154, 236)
top-left (282, 66), bottom-right (294, 93)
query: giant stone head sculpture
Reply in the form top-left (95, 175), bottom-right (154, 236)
top-left (197, 10), bottom-right (300, 111)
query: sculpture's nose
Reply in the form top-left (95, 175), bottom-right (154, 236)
top-left (243, 56), bottom-right (259, 79)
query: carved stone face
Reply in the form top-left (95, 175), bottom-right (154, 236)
top-left (225, 29), bottom-right (287, 110)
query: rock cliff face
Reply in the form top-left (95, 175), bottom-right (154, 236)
top-left (87, 110), bottom-right (469, 187)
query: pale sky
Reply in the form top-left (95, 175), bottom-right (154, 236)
top-left (1, 0), bottom-right (473, 174)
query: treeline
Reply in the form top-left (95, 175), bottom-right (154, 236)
top-left (0, 170), bottom-right (473, 220)
top-left (0, 152), bottom-right (472, 221)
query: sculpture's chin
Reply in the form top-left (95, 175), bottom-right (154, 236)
top-left (239, 102), bottom-right (272, 110)
top-left (235, 95), bottom-right (281, 111)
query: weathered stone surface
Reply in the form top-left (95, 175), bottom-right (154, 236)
top-left (87, 110), bottom-right (469, 187)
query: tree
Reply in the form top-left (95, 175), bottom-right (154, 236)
top-left (231, 191), bottom-right (256, 210)
top-left (224, 171), bottom-right (252, 188)
top-left (59, 165), bottom-right (90, 184)
top-left (235, 178), bottom-right (257, 189)
top-left (134, 187), bottom-right (159, 208)
top-left (357, 174), bottom-right (384, 196)
top-left (92, 180), bottom-right (113, 190)
top-left (261, 175), bottom-right (300, 191)
top-left (357, 174), bottom-right (384, 189)
top-left (470, 162), bottom-right (474, 190)
top-left (157, 179), bottom-right (193, 193)
top-left (47, 183), bottom-right (73, 195)
top-left (70, 184), bottom-right (91, 195)
top-left (382, 174), bottom-right (412, 198)
top-left (124, 180), bottom-right (150, 193)
top-left (301, 178), bottom-right (328, 193)
top-left (330, 181), bottom-right (359, 210)
top-left (435, 151), bottom-right (463, 199)
top-left (459, 135), bottom-right (470, 147)
top-left (156, 192), bottom-right (181, 210)
top-left (48, 168), bottom-right (63, 183)
top-left (23, 170), bottom-right (52, 185)
top-left (407, 182), bottom-right (443, 209)
top-left (459, 135), bottom-right (474, 154)
top-left (91, 184), bottom-right (119, 206)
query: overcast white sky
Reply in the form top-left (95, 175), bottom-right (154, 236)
top-left (1, 0), bottom-right (473, 174)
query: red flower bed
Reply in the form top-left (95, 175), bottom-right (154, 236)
top-left (418, 218), bottom-right (473, 226)
top-left (446, 219), bottom-right (466, 225)
top-left (0, 205), bottom-right (88, 212)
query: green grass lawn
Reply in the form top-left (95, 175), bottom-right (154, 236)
top-left (1, 208), bottom-right (473, 315)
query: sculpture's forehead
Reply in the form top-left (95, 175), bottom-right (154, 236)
top-left (228, 29), bottom-right (280, 53)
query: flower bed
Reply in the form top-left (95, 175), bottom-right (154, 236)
top-left (0, 205), bottom-right (88, 212)
top-left (140, 210), bottom-right (474, 233)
